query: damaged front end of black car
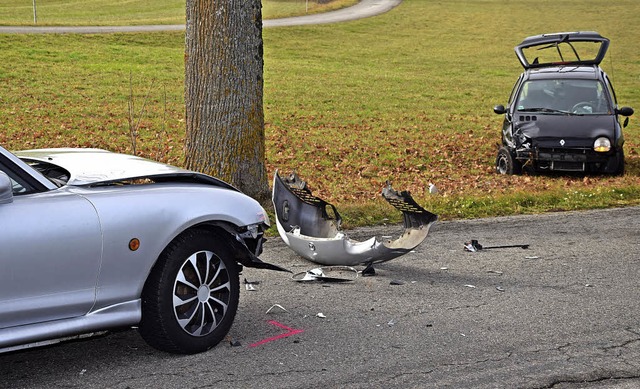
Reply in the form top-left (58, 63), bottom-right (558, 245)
top-left (494, 31), bottom-right (633, 175)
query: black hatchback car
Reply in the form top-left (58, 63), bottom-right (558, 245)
top-left (494, 31), bottom-right (633, 175)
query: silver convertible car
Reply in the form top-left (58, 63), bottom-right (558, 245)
top-left (0, 145), bottom-right (286, 354)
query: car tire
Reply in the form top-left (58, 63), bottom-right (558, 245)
top-left (139, 229), bottom-right (240, 354)
top-left (496, 147), bottom-right (521, 175)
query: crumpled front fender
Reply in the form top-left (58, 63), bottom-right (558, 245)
top-left (272, 171), bottom-right (437, 266)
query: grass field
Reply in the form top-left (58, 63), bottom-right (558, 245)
top-left (0, 0), bottom-right (639, 226)
top-left (0, 0), bottom-right (358, 25)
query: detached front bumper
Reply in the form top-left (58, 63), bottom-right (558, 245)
top-left (271, 171), bottom-right (437, 267)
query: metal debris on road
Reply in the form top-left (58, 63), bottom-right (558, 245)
top-left (266, 304), bottom-right (289, 314)
top-left (291, 266), bottom-right (359, 282)
top-left (244, 278), bottom-right (260, 291)
top-left (464, 239), bottom-right (530, 252)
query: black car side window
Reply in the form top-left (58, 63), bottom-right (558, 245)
top-left (603, 74), bottom-right (618, 106)
top-left (508, 74), bottom-right (524, 107)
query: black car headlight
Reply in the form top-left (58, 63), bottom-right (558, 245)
top-left (593, 137), bottom-right (611, 153)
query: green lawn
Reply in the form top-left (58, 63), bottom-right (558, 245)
top-left (0, 0), bottom-right (358, 26)
top-left (0, 0), bottom-right (639, 226)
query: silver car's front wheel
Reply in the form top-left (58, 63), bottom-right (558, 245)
top-left (140, 229), bottom-right (240, 354)
top-left (173, 249), bottom-right (232, 337)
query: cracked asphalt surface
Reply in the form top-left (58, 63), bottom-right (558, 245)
top-left (1, 206), bottom-right (639, 388)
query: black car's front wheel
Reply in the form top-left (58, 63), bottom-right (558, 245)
top-left (140, 229), bottom-right (240, 354)
top-left (496, 147), bottom-right (522, 175)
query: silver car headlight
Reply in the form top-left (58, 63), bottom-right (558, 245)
top-left (593, 137), bottom-right (611, 153)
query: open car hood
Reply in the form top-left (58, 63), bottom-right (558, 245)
top-left (15, 148), bottom-right (235, 189)
top-left (515, 31), bottom-right (609, 69)
top-left (272, 170), bottom-right (437, 267)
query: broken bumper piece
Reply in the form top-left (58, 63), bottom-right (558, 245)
top-left (272, 170), bottom-right (437, 266)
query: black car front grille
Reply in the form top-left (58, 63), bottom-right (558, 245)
top-left (550, 160), bottom-right (585, 171)
top-left (532, 147), bottom-right (611, 172)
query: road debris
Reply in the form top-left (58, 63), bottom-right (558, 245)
top-left (464, 239), bottom-right (529, 252)
top-left (244, 278), bottom-right (260, 291)
top-left (292, 266), bottom-right (358, 282)
top-left (266, 304), bottom-right (288, 314)
top-left (272, 171), bottom-right (437, 270)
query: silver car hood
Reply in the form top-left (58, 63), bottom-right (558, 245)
top-left (15, 148), bottom-right (234, 189)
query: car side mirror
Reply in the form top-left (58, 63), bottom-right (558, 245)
top-left (616, 106), bottom-right (634, 117)
top-left (493, 104), bottom-right (506, 114)
top-left (0, 171), bottom-right (14, 204)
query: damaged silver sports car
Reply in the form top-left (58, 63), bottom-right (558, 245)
top-left (272, 171), bottom-right (437, 273)
top-left (0, 145), bottom-right (286, 354)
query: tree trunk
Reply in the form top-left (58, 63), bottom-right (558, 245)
top-left (184, 0), bottom-right (269, 204)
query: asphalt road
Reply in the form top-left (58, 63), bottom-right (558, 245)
top-left (0, 0), bottom-right (402, 34)
top-left (1, 206), bottom-right (639, 388)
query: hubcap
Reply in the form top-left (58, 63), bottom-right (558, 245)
top-left (497, 155), bottom-right (508, 174)
top-left (172, 250), bottom-right (231, 337)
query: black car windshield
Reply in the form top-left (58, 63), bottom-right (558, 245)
top-left (516, 79), bottom-right (609, 114)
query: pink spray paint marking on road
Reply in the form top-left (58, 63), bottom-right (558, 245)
top-left (248, 320), bottom-right (304, 348)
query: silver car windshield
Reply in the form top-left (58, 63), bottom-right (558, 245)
top-left (516, 79), bottom-right (609, 115)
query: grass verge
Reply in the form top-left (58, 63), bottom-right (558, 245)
top-left (0, 0), bottom-right (359, 26)
top-left (0, 0), bottom-right (639, 227)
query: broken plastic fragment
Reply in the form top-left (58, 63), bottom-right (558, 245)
top-left (266, 304), bottom-right (288, 314)
top-left (291, 266), bottom-right (359, 282)
top-left (245, 283), bottom-right (258, 291)
top-left (316, 313), bottom-right (326, 318)
top-left (272, 170), bottom-right (437, 266)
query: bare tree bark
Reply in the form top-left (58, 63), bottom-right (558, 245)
top-left (184, 0), bottom-right (269, 204)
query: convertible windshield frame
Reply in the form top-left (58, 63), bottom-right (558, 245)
top-left (0, 146), bottom-right (56, 194)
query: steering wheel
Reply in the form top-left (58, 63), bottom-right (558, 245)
top-left (571, 101), bottom-right (595, 114)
